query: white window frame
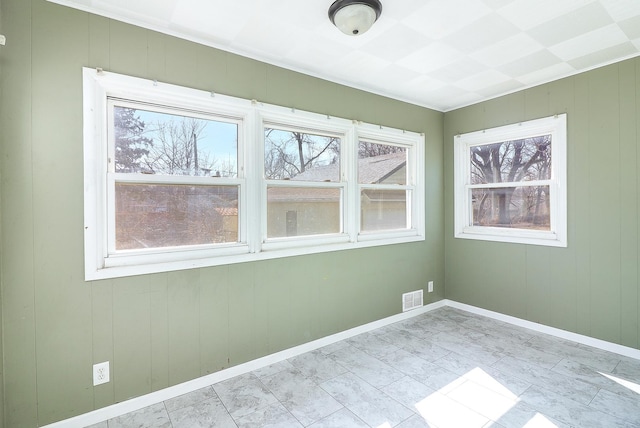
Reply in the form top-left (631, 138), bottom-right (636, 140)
top-left (454, 114), bottom-right (567, 247)
top-left (83, 68), bottom-right (425, 280)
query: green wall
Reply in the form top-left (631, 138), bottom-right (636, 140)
top-left (0, 0), bottom-right (444, 426)
top-left (444, 58), bottom-right (640, 350)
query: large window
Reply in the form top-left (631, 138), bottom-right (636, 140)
top-left (83, 68), bottom-right (425, 280)
top-left (454, 114), bottom-right (567, 247)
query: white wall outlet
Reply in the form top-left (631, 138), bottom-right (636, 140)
top-left (0, 35), bottom-right (6, 46)
top-left (428, 281), bottom-right (434, 293)
top-left (93, 361), bottom-right (110, 386)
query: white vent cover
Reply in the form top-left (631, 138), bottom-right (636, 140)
top-left (402, 290), bottom-right (423, 312)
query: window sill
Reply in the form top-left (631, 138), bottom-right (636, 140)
top-left (86, 233), bottom-right (425, 281)
top-left (455, 227), bottom-right (566, 247)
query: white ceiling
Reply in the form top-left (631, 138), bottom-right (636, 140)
top-left (51, 0), bottom-right (640, 111)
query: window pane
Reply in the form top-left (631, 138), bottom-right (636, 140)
top-left (267, 187), bottom-right (341, 237)
top-left (361, 189), bottom-right (407, 231)
top-left (358, 142), bottom-right (407, 184)
top-left (113, 106), bottom-right (238, 177)
top-left (470, 136), bottom-right (551, 184)
top-left (115, 183), bottom-right (239, 250)
top-left (471, 186), bottom-right (550, 230)
top-left (264, 128), bottom-right (340, 181)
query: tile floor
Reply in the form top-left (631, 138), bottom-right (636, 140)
top-left (87, 307), bottom-right (640, 427)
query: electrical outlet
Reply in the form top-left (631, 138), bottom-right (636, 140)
top-left (93, 361), bottom-right (110, 386)
top-left (428, 281), bottom-right (434, 293)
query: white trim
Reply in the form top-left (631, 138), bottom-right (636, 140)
top-left (453, 114), bottom-right (567, 247)
top-left (42, 300), bottom-right (446, 428)
top-left (42, 299), bottom-right (640, 427)
top-left (84, 68), bottom-right (425, 280)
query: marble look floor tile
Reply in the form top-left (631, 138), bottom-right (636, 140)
top-left (213, 373), bottom-right (278, 419)
top-left (390, 317), bottom-right (442, 339)
top-left (108, 403), bottom-right (171, 428)
top-left (499, 341), bottom-right (564, 369)
top-left (519, 385), bottom-right (636, 428)
top-left (492, 401), bottom-right (571, 428)
top-left (318, 341), bottom-right (349, 355)
top-left (445, 379), bottom-right (518, 421)
top-left (378, 347), bottom-right (463, 393)
top-left (394, 414), bottom-right (433, 428)
top-left (233, 402), bottom-right (303, 428)
top-left (382, 376), bottom-right (437, 414)
top-left (379, 348), bottom-right (443, 380)
top-left (525, 335), bottom-right (620, 372)
top-left (320, 372), bottom-right (414, 427)
top-left (433, 352), bottom-right (531, 397)
top-left (261, 367), bottom-right (343, 426)
top-left (169, 396), bottom-right (237, 428)
top-left (552, 358), bottom-right (640, 400)
top-left (164, 386), bottom-right (216, 413)
top-left (307, 408), bottom-right (370, 428)
top-left (613, 357), bottom-right (640, 383)
top-left (329, 345), bottom-right (405, 388)
top-left (251, 360), bottom-right (295, 379)
top-left (461, 316), bottom-right (536, 344)
top-left (347, 332), bottom-right (401, 359)
top-left (287, 349), bottom-right (348, 384)
top-left (588, 387), bottom-right (640, 425)
top-left (414, 390), bottom-right (489, 428)
top-left (397, 336), bottom-right (452, 363)
top-left (492, 356), bottom-right (599, 404)
top-left (430, 331), bottom-right (504, 366)
top-left (369, 324), bottom-right (401, 337)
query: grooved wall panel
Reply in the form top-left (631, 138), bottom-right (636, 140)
top-left (444, 57), bottom-right (640, 351)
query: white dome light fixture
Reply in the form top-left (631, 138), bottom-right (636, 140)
top-left (328, 0), bottom-right (383, 36)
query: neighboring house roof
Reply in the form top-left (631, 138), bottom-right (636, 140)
top-left (267, 152), bottom-right (407, 203)
top-left (288, 151), bottom-right (406, 184)
top-left (267, 187), bottom-right (340, 203)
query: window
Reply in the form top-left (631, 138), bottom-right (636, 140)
top-left (83, 68), bottom-right (424, 280)
top-left (454, 114), bottom-right (567, 247)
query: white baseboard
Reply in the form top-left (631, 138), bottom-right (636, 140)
top-left (42, 300), bottom-right (446, 428)
top-left (444, 299), bottom-right (640, 360)
top-left (43, 298), bottom-right (640, 428)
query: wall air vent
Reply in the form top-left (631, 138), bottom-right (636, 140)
top-left (402, 289), bottom-right (423, 312)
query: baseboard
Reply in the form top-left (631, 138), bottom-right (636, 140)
top-left (43, 298), bottom-right (640, 427)
top-left (444, 299), bottom-right (640, 360)
top-left (42, 299), bottom-right (447, 428)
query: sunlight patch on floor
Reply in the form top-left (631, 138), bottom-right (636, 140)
top-left (599, 372), bottom-right (640, 394)
top-left (412, 367), bottom-right (559, 428)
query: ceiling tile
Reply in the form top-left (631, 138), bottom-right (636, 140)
top-left (441, 13), bottom-right (521, 53)
top-left (516, 62), bottom-right (576, 85)
top-left (361, 25), bottom-right (432, 62)
top-left (50, 0), bottom-right (640, 111)
top-left (471, 33), bottom-right (544, 67)
top-left (397, 43), bottom-right (464, 74)
top-left (402, 0), bottom-right (493, 39)
top-left (429, 58), bottom-right (488, 83)
top-left (526, 2), bottom-right (613, 46)
top-left (549, 23), bottom-right (629, 61)
top-left (619, 15), bottom-right (640, 40)
top-left (171, 0), bottom-right (253, 42)
top-left (456, 69), bottom-right (512, 92)
top-left (498, 49), bottom-right (563, 78)
top-left (476, 79), bottom-right (525, 97)
top-left (599, 0), bottom-right (640, 20)
top-left (497, 0), bottom-right (592, 30)
top-left (568, 41), bottom-right (638, 69)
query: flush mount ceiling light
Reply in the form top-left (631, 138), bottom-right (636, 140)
top-left (328, 0), bottom-right (383, 36)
